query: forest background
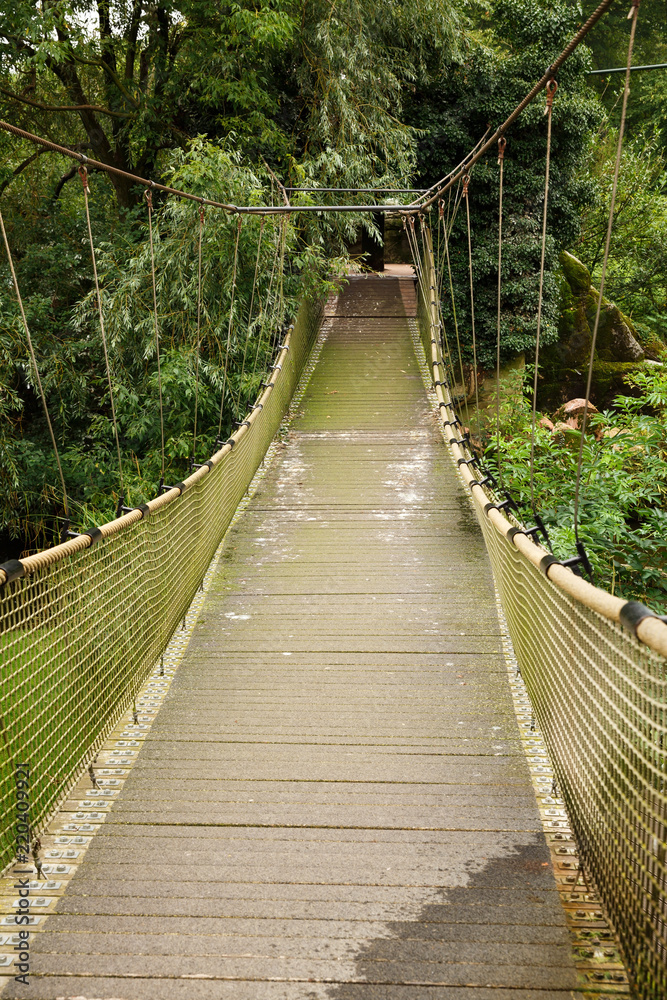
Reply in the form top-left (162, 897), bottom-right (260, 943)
top-left (0, 0), bottom-right (665, 608)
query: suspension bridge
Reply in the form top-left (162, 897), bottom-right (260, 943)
top-left (1, 0), bottom-right (667, 997)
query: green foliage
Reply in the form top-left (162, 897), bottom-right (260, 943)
top-left (576, 129), bottom-right (667, 342)
top-left (581, 0), bottom-right (667, 151)
top-left (0, 0), bottom-right (460, 208)
top-left (483, 365), bottom-right (667, 612)
top-left (410, 0), bottom-right (602, 369)
top-left (0, 139), bottom-right (345, 555)
top-left (0, 0), bottom-right (461, 557)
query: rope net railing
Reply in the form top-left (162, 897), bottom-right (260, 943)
top-left (414, 229), bottom-right (667, 999)
top-left (0, 292), bottom-right (322, 875)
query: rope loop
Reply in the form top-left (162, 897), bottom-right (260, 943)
top-left (438, 199), bottom-right (444, 219)
top-left (145, 188), bottom-right (153, 210)
top-left (462, 174), bottom-right (470, 197)
top-left (544, 78), bottom-right (558, 115)
top-left (497, 137), bottom-right (507, 163)
top-left (78, 164), bottom-right (89, 190)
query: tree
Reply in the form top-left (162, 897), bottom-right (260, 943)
top-left (408, 0), bottom-right (602, 370)
top-left (0, 1), bottom-right (298, 207)
top-left (0, 0), bottom-right (460, 209)
top-left (578, 0), bottom-right (667, 151)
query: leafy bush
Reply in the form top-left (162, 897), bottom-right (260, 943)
top-left (483, 365), bottom-right (667, 613)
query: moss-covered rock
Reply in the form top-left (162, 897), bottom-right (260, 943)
top-left (590, 360), bottom-right (647, 407)
top-left (586, 300), bottom-right (644, 363)
top-left (537, 251), bottom-right (645, 408)
top-left (560, 250), bottom-right (591, 295)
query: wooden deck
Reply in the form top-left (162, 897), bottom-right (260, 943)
top-left (2, 276), bottom-right (581, 998)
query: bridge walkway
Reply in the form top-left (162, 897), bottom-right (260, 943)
top-left (3, 275), bottom-right (581, 998)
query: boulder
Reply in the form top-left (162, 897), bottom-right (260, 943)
top-left (552, 422), bottom-right (582, 447)
top-left (537, 252), bottom-right (646, 408)
top-left (554, 398), bottom-right (598, 428)
top-left (587, 298), bottom-right (644, 362)
top-left (560, 250), bottom-right (591, 295)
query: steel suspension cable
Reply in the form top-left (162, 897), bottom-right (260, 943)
top-left (405, 218), bottom-right (441, 385)
top-left (80, 167), bottom-right (124, 491)
top-left (574, 0), bottom-right (640, 542)
top-left (0, 206), bottom-right (70, 520)
top-left (145, 190), bottom-right (165, 480)
top-left (419, 212), bottom-right (448, 383)
top-left (411, 131), bottom-right (492, 211)
top-left (217, 217), bottom-right (243, 438)
top-left (0, 0), bottom-right (615, 223)
top-left (192, 204), bottom-right (205, 462)
top-left (413, 0), bottom-right (617, 213)
top-left (496, 137), bottom-right (507, 489)
top-left (463, 175), bottom-right (480, 423)
top-left (407, 215), bottom-right (459, 428)
top-left (529, 80), bottom-right (557, 515)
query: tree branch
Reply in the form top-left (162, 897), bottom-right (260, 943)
top-left (0, 85), bottom-right (131, 119)
top-left (71, 54), bottom-right (141, 108)
top-left (0, 148), bottom-right (52, 196)
top-left (124, 0), bottom-right (143, 84)
top-left (262, 157), bottom-right (291, 206)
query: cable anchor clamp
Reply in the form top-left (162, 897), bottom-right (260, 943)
top-left (559, 540), bottom-right (593, 580)
top-left (544, 78), bottom-right (558, 115)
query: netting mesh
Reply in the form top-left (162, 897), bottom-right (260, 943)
top-left (0, 294), bottom-right (321, 874)
top-left (415, 233), bottom-right (667, 999)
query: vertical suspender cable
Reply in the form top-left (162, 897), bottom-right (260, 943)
top-left (573, 0), bottom-right (640, 542)
top-left (234, 217), bottom-right (265, 418)
top-left (145, 189), bottom-right (165, 480)
top-left (442, 196), bottom-right (472, 434)
top-left (218, 217), bottom-right (243, 438)
top-left (250, 218), bottom-right (281, 392)
top-left (437, 202), bottom-right (456, 392)
top-left (80, 166), bottom-right (124, 491)
top-left (192, 203), bottom-right (205, 463)
top-left (463, 174), bottom-right (480, 425)
top-left (496, 137), bottom-right (507, 488)
top-left (0, 207), bottom-right (70, 521)
top-left (406, 216), bottom-right (429, 317)
top-left (272, 214), bottom-right (288, 354)
top-left (529, 79), bottom-right (557, 515)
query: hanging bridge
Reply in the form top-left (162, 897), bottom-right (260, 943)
top-left (1, 1), bottom-right (667, 997)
